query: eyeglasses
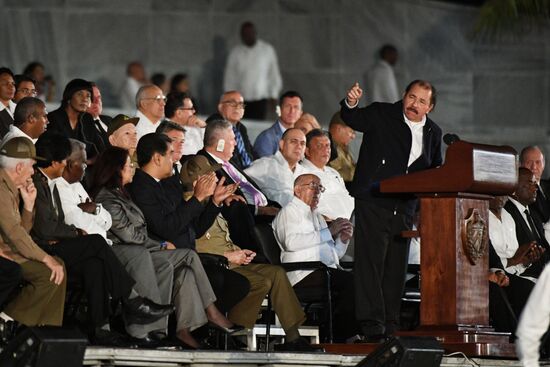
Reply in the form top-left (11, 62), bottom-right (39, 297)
top-left (177, 107), bottom-right (195, 111)
top-left (17, 88), bottom-right (38, 96)
top-left (221, 101), bottom-right (246, 109)
top-left (300, 182), bottom-right (326, 193)
top-left (143, 95), bottom-right (167, 103)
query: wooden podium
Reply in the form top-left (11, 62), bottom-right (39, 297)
top-left (380, 140), bottom-right (518, 357)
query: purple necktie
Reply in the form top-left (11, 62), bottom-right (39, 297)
top-left (222, 161), bottom-right (264, 206)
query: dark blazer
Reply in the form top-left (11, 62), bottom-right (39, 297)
top-left (127, 168), bottom-right (221, 250)
top-left (340, 100), bottom-right (442, 216)
top-left (197, 149), bottom-right (280, 210)
top-left (530, 179), bottom-right (550, 223)
top-left (230, 121), bottom-right (256, 170)
top-left (504, 200), bottom-right (549, 278)
top-left (0, 110), bottom-right (14, 139)
top-left (46, 107), bottom-right (107, 160)
top-left (31, 170), bottom-right (79, 247)
top-left (95, 187), bottom-right (162, 251)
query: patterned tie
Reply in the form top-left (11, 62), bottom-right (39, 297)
top-left (233, 126), bottom-right (252, 168)
top-left (222, 161), bottom-right (264, 206)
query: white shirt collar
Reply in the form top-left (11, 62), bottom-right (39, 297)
top-left (508, 197), bottom-right (528, 213)
top-left (403, 113), bottom-right (426, 128)
top-left (0, 100), bottom-right (17, 118)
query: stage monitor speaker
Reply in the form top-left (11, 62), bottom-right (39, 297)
top-left (0, 326), bottom-right (87, 367)
top-left (356, 336), bottom-right (444, 367)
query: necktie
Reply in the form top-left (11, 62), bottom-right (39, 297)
top-left (233, 126), bottom-right (252, 168)
top-left (94, 119), bottom-right (107, 134)
top-left (222, 161), bottom-right (264, 206)
top-left (525, 208), bottom-right (543, 241)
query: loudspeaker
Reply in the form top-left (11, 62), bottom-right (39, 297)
top-left (356, 336), bottom-right (444, 367)
top-left (0, 326), bottom-right (87, 367)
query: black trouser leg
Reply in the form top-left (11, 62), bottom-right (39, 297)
top-left (0, 257), bottom-right (22, 310)
top-left (202, 263), bottom-right (250, 313)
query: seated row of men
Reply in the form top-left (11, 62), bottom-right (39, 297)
top-left (488, 146), bottom-right (550, 337)
top-left (0, 122), bottom-right (356, 350)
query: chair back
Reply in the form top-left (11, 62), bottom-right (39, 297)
top-left (252, 223), bottom-right (281, 265)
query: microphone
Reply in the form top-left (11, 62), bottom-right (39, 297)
top-left (443, 133), bottom-right (460, 146)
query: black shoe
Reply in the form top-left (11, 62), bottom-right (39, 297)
top-left (91, 329), bottom-right (133, 347)
top-left (274, 337), bottom-right (325, 352)
top-left (208, 322), bottom-right (245, 335)
top-left (124, 297), bottom-right (175, 325)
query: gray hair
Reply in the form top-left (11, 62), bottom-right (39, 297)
top-left (204, 119), bottom-right (232, 148)
top-left (0, 155), bottom-right (34, 170)
top-left (67, 138), bottom-right (86, 162)
top-left (135, 84), bottom-right (156, 109)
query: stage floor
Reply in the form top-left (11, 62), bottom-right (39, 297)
top-left (83, 347), bottom-right (540, 367)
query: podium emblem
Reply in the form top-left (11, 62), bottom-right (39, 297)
top-left (462, 208), bottom-right (487, 265)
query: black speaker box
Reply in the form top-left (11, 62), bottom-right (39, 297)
top-left (356, 336), bottom-right (444, 367)
top-left (0, 326), bottom-right (87, 367)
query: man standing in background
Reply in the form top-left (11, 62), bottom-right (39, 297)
top-left (367, 45), bottom-right (399, 104)
top-left (224, 22), bottom-right (282, 120)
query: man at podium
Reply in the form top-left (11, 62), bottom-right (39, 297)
top-left (340, 80), bottom-right (442, 341)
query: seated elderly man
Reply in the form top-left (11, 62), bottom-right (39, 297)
top-left (273, 173), bottom-right (356, 341)
top-left (108, 114), bottom-right (139, 165)
top-left (301, 129), bottom-right (354, 220)
top-left (0, 137), bottom-right (66, 330)
top-left (245, 128), bottom-right (306, 207)
top-left (135, 84), bottom-right (166, 140)
top-left (181, 155), bottom-right (321, 352)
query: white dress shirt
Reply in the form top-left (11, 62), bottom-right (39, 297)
top-left (273, 196), bottom-right (349, 285)
top-left (182, 126), bottom-right (205, 155)
top-left (0, 100), bottom-right (17, 118)
top-left (119, 77), bottom-right (141, 112)
top-left (53, 177), bottom-right (112, 243)
top-left (1, 125), bottom-right (36, 145)
top-left (135, 110), bottom-right (161, 141)
top-left (489, 210), bottom-right (531, 277)
top-left (367, 59), bottom-right (399, 104)
top-left (516, 263), bottom-right (550, 367)
top-left (301, 159), bottom-right (354, 220)
top-left (223, 39), bottom-right (282, 101)
top-left (403, 114), bottom-right (426, 168)
top-left (244, 151), bottom-right (305, 207)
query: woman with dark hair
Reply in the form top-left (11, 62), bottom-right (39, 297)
top-left (169, 73), bottom-right (189, 94)
top-left (91, 147), bottom-right (240, 349)
top-left (46, 79), bottom-right (107, 162)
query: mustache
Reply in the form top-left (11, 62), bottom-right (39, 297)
top-left (407, 107), bottom-right (418, 114)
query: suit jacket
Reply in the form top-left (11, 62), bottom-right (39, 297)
top-left (230, 121), bottom-right (256, 170)
top-left (340, 100), bottom-right (442, 216)
top-left (0, 109), bottom-right (14, 139)
top-left (0, 168), bottom-right (48, 264)
top-left (530, 179), bottom-right (550, 223)
top-left (504, 200), bottom-right (549, 277)
top-left (46, 107), bottom-right (106, 160)
top-left (253, 121), bottom-right (283, 158)
top-left (127, 168), bottom-right (221, 250)
top-left (95, 187), bottom-right (162, 251)
top-left (31, 170), bottom-right (79, 247)
top-left (197, 149), bottom-right (281, 210)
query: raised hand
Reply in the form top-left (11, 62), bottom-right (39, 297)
top-left (346, 82), bottom-right (363, 107)
top-left (193, 173), bottom-right (217, 202)
top-left (19, 179), bottom-right (37, 212)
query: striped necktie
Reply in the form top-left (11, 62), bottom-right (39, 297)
top-left (233, 126), bottom-right (252, 168)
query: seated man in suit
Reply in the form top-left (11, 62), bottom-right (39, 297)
top-left (32, 133), bottom-right (174, 346)
top-left (504, 167), bottom-right (550, 279)
top-left (520, 145), bottom-right (550, 240)
top-left (198, 119), bottom-right (280, 255)
top-left (1, 97), bottom-right (48, 145)
top-left (127, 132), bottom-right (250, 314)
top-left (273, 173), bottom-right (356, 341)
top-left (245, 128), bottom-right (307, 208)
top-left (488, 195), bottom-right (536, 332)
top-left (0, 67), bottom-right (16, 139)
top-left (0, 137), bottom-right (66, 330)
top-left (181, 155), bottom-right (322, 352)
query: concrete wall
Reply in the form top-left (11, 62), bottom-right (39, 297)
top-left (1, 0), bottom-right (549, 153)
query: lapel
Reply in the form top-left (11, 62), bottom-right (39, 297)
top-left (504, 200), bottom-right (537, 244)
